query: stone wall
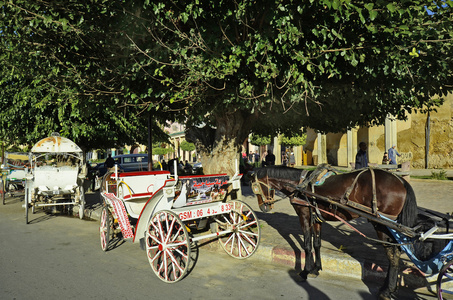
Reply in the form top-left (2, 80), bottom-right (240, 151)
top-left (409, 94), bottom-right (453, 169)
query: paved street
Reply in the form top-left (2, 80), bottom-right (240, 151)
top-left (2, 175), bottom-right (452, 299)
top-left (0, 193), bottom-right (421, 300)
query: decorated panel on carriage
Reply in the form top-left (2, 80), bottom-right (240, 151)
top-left (173, 174), bottom-right (230, 208)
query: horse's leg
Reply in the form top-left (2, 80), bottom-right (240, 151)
top-left (379, 245), bottom-right (401, 300)
top-left (312, 222), bottom-right (323, 276)
top-left (294, 205), bottom-right (315, 281)
top-left (374, 225), bottom-right (401, 300)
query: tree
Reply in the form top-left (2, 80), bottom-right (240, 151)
top-left (249, 134), bottom-right (272, 147)
top-left (179, 141), bottom-right (196, 153)
top-left (280, 133), bottom-right (307, 147)
top-left (0, 0), bottom-right (171, 150)
top-left (1, 1), bottom-right (452, 175)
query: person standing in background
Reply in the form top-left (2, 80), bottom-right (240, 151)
top-left (388, 145), bottom-right (401, 165)
top-left (355, 142), bottom-right (368, 169)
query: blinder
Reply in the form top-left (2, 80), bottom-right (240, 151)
top-left (251, 176), bottom-right (276, 208)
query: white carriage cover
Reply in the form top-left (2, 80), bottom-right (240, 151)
top-left (31, 133), bottom-right (82, 153)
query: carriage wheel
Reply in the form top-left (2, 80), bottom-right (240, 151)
top-left (24, 186), bottom-right (30, 224)
top-left (1, 177), bottom-right (5, 205)
top-left (218, 200), bottom-right (261, 259)
top-left (437, 258), bottom-right (453, 299)
top-left (146, 210), bottom-right (191, 283)
top-left (99, 206), bottom-right (113, 252)
top-left (78, 186), bottom-right (85, 219)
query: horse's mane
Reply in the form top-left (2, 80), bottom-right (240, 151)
top-left (255, 166), bottom-right (304, 182)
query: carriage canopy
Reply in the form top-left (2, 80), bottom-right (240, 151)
top-left (31, 133), bottom-right (82, 154)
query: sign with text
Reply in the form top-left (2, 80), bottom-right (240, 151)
top-left (180, 175), bottom-right (229, 203)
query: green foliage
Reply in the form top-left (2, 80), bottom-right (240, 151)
top-left (180, 141), bottom-right (196, 152)
top-left (0, 0), bottom-right (452, 166)
top-left (249, 134), bottom-right (272, 146)
top-left (431, 169), bottom-right (448, 180)
top-left (279, 133), bottom-right (307, 146)
top-left (152, 146), bottom-right (173, 156)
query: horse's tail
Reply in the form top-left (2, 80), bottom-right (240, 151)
top-left (396, 179), bottom-right (418, 228)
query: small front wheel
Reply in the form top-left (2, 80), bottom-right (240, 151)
top-left (438, 258), bottom-right (453, 299)
top-left (146, 210), bottom-right (191, 283)
top-left (218, 200), bottom-right (261, 259)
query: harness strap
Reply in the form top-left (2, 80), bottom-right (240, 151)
top-left (342, 168), bottom-right (379, 216)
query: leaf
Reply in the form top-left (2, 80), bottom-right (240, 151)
top-left (369, 10), bottom-right (378, 21)
top-left (386, 3), bottom-right (396, 13)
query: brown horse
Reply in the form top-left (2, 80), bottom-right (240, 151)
top-left (251, 165), bottom-right (419, 300)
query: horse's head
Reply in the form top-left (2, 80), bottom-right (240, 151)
top-left (251, 171), bottom-right (275, 213)
top-left (251, 166), bottom-right (311, 213)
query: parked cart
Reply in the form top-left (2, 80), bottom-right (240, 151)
top-left (24, 133), bottom-right (87, 224)
top-left (1, 152), bottom-right (29, 205)
top-left (99, 164), bottom-right (260, 283)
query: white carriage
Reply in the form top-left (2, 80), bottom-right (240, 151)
top-left (24, 133), bottom-right (86, 224)
top-left (1, 152), bottom-right (29, 204)
top-left (99, 165), bottom-right (261, 283)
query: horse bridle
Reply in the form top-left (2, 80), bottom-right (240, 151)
top-left (251, 174), bottom-right (284, 209)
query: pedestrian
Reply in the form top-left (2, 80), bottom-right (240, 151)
top-left (382, 152), bottom-right (389, 164)
top-left (265, 150), bottom-right (275, 166)
top-left (355, 142), bottom-right (368, 169)
top-left (161, 159), bottom-right (167, 170)
top-left (248, 151), bottom-right (254, 164)
top-left (261, 151), bottom-right (268, 167)
top-left (290, 152), bottom-right (295, 167)
top-left (388, 145), bottom-right (401, 165)
top-left (254, 151), bottom-right (260, 166)
top-left (105, 154), bottom-right (115, 169)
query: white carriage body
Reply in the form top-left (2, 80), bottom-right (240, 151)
top-left (24, 133), bottom-right (86, 222)
top-left (28, 134), bottom-right (84, 197)
top-left (100, 171), bottom-right (243, 243)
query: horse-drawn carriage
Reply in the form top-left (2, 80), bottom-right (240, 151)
top-left (99, 163), bottom-right (261, 283)
top-left (0, 152), bottom-right (29, 204)
top-left (251, 164), bottom-right (453, 300)
top-left (24, 133), bottom-right (87, 224)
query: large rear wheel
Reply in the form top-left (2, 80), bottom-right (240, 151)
top-left (99, 206), bottom-right (113, 252)
top-left (217, 200), bottom-right (261, 259)
top-left (24, 186), bottom-right (30, 224)
top-left (438, 258), bottom-right (453, 299)
top-left (1, 177), bottom-right (5, 205)
top-left (146, 210), bottom-right (191, 283)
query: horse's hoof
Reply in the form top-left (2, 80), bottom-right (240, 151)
top-left (307, 273), bottom-right (319, 279)
top-left (298, 271), bottom-right (308, 282)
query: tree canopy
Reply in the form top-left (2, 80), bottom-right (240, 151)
top-left (1, 0), bottom-right (452, 173)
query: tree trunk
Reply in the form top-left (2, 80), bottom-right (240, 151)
top-left (186, 110), bottom-right (256, 176)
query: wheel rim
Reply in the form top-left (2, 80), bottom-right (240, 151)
top-left (100, 207), bottom-right (110, 251)
top-left (146, 210), bottom-right (191, 283)
top-left (438, 260), bottom-right (453, 299)
top-left (218, 200), bottom-right (261, 259)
